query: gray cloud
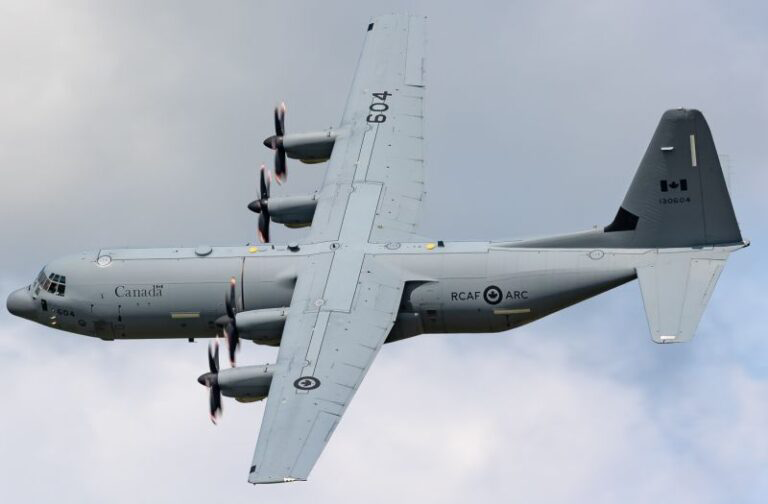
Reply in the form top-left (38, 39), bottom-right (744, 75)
top-left (1, 313), bottom-right (766, 503)
top-left (1, 1), bottom-right (766, 502)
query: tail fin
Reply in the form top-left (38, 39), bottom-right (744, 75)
top-left (512, 109), bottom-right (747, 343)
top-left (605, 108), bottom-right (742, 247)
top-left (616, 109), bottom-right (746, 342)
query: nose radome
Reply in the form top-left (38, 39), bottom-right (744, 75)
top-left (6, 288), bottom-right (37, 321)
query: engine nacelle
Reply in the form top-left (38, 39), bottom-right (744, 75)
top-left (282, 130), bottom-right (336, 163)
top-left (217, 364), bottom-right (273, 402)
top-left (235, 307), bottom-right (289, 346)
top-left (267, 195), bottom-right (318, 229)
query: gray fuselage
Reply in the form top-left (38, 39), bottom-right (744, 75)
top-left (15, 239), bottom-right (638, 345)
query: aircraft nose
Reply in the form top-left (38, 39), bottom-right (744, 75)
top-left (6, 288), bottom-right (37, 321)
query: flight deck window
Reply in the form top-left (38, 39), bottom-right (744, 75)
top-left (45, 272), bottom-right (66, 297)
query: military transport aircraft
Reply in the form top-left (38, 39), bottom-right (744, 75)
top-left (6, 14), bottom-right (748, 484)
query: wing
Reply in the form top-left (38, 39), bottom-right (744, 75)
top-left (248, 253), bottom-right (404, 483)
top-left (308, 14), bottom-right (427, 244)
top-left (247, 14), bottom-right (425, 483)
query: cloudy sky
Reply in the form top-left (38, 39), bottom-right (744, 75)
top-left (1, 1), bottom-right (766, 502)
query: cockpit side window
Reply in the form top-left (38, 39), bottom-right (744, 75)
top-left (32, 269), bottom-right (45, 296)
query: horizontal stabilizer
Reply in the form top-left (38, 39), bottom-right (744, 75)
top-left (636, 251), bottom-right (729, 343)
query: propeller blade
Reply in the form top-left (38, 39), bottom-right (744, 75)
top-left (216, 277), bottom-right (241, 367)
top-left (225, 321), bottom-right (240, 367)
top-left (225, 277), bottom-right (237, 318)
top-left (258, 212), bottom-right (270, 243)
top-left (274, 102), bottom-right (285, 138)
top-left (209, 381), bottom-right (221, 424)
top-left (207, 339), bottom-right (219, 374)
top-left (259, 164), bottom-right (270, 200)
top-left (274, 147), bottom-right (286, 184)
top-left (199, 340), bottom-right (222, 424)
top-left (276, 103), bottom-right (287, 183)
top-left (264, 102), bottom-right (287, 183)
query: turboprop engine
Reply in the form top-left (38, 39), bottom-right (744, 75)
top-left (234, 307), bottom-right (289, 346)
top-left (276, 131), bottom-right (336, 164)
top-left (198, 341), bottom-right (274, 423)
top-left (216, 365), bottom-right (274, 402)
top-left (249, 194), bottom-right (318, 229)
top-left (263, 102), bottom-right (336, 182)
top-left (214, 277), bottom-right (287, 366)
top-left (247, 165), bottom-right (317, 242)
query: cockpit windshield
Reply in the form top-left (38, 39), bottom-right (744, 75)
top-left (33, 269), bottom-right (66, 296)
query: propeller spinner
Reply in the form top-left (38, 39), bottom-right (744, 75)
top-left (263, 102), bottom-right (287, 183)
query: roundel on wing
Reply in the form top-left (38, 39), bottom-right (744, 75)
top-left (293, 376), bottom-right (321, 390)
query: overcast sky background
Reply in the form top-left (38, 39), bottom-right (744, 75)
top-left (1, 1), bottom-right (766, 502)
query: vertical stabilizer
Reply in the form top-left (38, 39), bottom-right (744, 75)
top-left (606, 108), bottom-right (742, 248)
top-left (515, 109), bottom-right (745, 251)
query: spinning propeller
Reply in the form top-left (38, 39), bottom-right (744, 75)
top-left (197, 340), bottom-right (222, 424)
top-left (247, 165), bottom-right (272, 243)
top-left (215, 277), bottom-right (241, 367)
top-left (263, 102), bottom-right (287, 183)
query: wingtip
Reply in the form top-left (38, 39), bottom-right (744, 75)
top-left (248, 475), bottom-right (306, 485)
